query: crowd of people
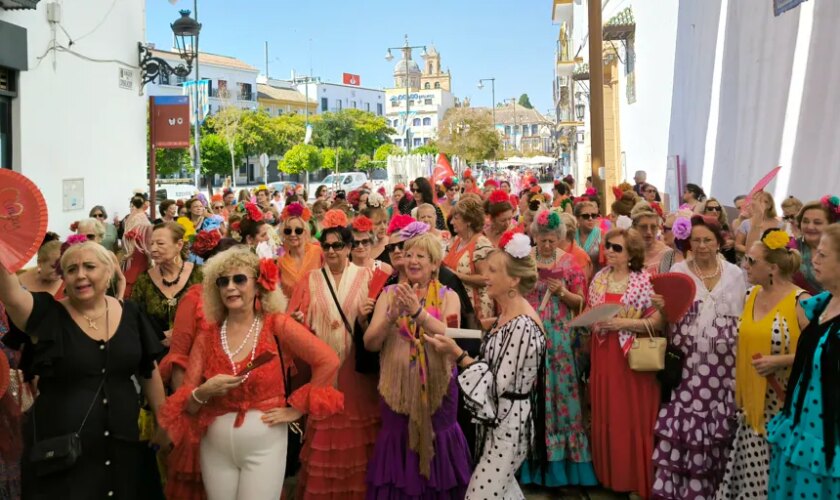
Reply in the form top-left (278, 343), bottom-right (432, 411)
top-left (0, 172), bottom-right (839, 500)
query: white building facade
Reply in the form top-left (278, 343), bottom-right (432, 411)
top-left (1, 0), bottom-right (147, 238)
top-left (385, 88), bottom-right (455, 150)
top-left (291, 79), bottom-right (385, 117)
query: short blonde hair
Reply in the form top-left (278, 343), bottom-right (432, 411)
top-left (77, 218), bottom-right (105, 238)
top-left (202, 247), bottom-right (283, 324)
top-left (402, 232), bottom-right (443, 265)
top-left (60, 241), bottom-right (115, 282)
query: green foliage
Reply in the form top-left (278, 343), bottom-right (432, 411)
top-left (373, 143), bottom-right (404, 162)
top-left (239, 109), bottom-right (279, 157)
top-left (437, 107), bottom-right (501, 163)
top-left (312, 112), bottom-right (357, 150)
top-left (339, 109), bottom-right (396, 155)
top-left (201, 133), bottom-right (242, 177)
top-left (355, 154), bottom-right (374, 172)
top-left (411, 142), bottom-right (439, 156)
top-left (279, 144), bottom-right (322, 174)
top-left (321, 147), bottom-right (356, 172)
top-left (272, 114), bottom-right (307, 156)
top-left (154, 148), bottom-right (190, 177)
top-left (518, 93), bottom-right (534, 109)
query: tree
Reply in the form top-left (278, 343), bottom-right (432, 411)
top-left (437, 107), bottom-right (501, 163)
top-left (412, 142), bottom-right (439, 156)
top-left (207, 105), bottom-right (243, 188)
top-left (201, 133), bottom-right (243, 178)
top-left (373, 143), bottom-right (403, 162)
top-left (312, 112), bottom-right (356, 150)
top-left (321, 147), bottom-right (355, 172)
top-left (279, 144), bottom-right (322, 174)
top-left (340, 109), bottom-right (396, 155)
top-left (518, 93), bottom-right (534, 109)
top-left (272, 113), bottom-right (308, 156)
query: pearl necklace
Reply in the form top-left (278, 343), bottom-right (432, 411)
top-left (691, 257), bottom-right (721, 283)
top-left (220, 315), bottom-right (262, 380)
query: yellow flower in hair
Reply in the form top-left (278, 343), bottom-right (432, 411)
top-left (763, 229), bottom-right (790, 250)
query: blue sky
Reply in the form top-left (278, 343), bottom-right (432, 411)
top-left (146, 0), bottom-right (558, 115)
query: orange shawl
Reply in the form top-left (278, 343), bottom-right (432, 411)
top-left (279, 243), bottom-right (323, 300)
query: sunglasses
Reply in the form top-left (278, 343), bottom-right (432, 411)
top-left (644, 189), bottom-right (656, 193)
top-left (92, 213), bottom-right (106, 219)
top-left (782, 215), bottom-right (795, 221)
top-left (215, 274), bottom-right (251, 288)
top-left (352, 238), bottom-right (372, 248)
top-left (213, 205), bottom-right (224, 210)
top-left (705, 206), bottom-right (722, 212)
top-left (84, 234), bottom-right (97, 241)
top-left (322, 242), bottom-right (346, 251)
top-left (385, 241), bottom-right (405, 253)
top-left (283, 227), bottom-right (305, 236)
top-left (579, 213), bottom-right (598, 220)
top-left (744, 255), bottom-right (757, 266)
top-left (605, 242), bottom-right (624, 253)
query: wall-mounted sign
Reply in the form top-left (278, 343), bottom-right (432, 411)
top-left (62, 178), bottom-right (84, 212)
top-left (151, 96), bottom-right (190, 148)
top-left (118, 68), bottom-right (134, 90)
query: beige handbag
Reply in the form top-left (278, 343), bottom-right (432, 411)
top-left (628, 319), bottom-right (666, 372)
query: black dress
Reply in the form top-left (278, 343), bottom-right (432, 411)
top-left (20, 293), bottom-right (161, 500)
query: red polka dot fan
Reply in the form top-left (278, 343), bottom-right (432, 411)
top-left (0, 170), bottom-right (49, 273)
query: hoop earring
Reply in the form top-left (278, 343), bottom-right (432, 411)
top-left (507, 288), bottom-right (517, 299)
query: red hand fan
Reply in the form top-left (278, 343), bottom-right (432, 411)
top-left (368, 268), bottom-right (391, 300)
top-left (0, 170), bottom-right (49, 273)
top-left (651, 273), bottom-right (696, 324)
top-left (236, 351), bottom-right (276, 377)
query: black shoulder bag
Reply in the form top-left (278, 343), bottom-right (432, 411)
top-left (321, 269), bottom-right (379, 374)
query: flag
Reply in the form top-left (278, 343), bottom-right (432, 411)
top-left (342, 73), bottom-right (361, 86)
top-left (432, 153), bottom-right (455, 184)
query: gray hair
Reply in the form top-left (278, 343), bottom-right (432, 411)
top-left (530, 213), bottom-right (567, 241)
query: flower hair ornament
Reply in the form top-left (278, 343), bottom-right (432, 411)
top-left (244, 202), bottom-right (264, 223)
top-left (255, 184), bottom-right (270, 195)
top-left (483, 179), bottom-right (500, 189)
top-left (321, 209), bottom-right (348, 230)
top-left (762, 229), bottom-right (791, 251)
top-left (615, 215), bottom-right (633, 230)
top-left (366, 191), bottom-right (384, 209)
top-left (351, 215), bottom-right (374, 233)
top-left (498, 230), bottom-right (531, 259)
top-left (69, 221), bottom-right (80, 232)
top-left (281, 202), bottom-right (311, 223)
top-left (176, 216), bottom-right (197, 242)
top-left (55, 234), bottom-right (91, 276)
top-left (399, 221), bottom-right (429, 240)
top-left (191, 230), bottom-right (222, 259)
top-left (442, 177), bottom-right (458, 190)
top-left (387, 214), bottom-right (415, 235)
top-left (536, 210), bottom-right (561, 230)
top-left (671, 216), bottom-right (692, 241)
top-left (820, 195), bottom-right (840, 223)
top-left (257, 258), bottom-right (279, 291)
top-left (488, 190), bottom-right (510, 206)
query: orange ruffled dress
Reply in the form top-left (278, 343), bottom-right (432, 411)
top-left (291, 265), bottom-right (381, 500)
top-left (158, 313), bottom-right (344, 494)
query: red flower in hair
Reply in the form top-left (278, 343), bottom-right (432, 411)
top-left (191, 230), bottom-right (221, 258)
top-left (230, 221), bottom-right (241, 233)
top-left (322, 209), bottom-right (349, 230)
top-left (651, 203), bottom-right (664, 218)
top-left (245, 203), bottom-right (264, 222)
top-left (258, 258), bottom-right (279, 291)
top-left (463, 168), bottom-right (474, 180)
top-left (347, 190), bottom-right (361, 210)
top-left (489, 190), bottom-right (509, 205)
top-left (387, 214), bottom-right (415, 235)
top-left (498, 230), bottom-right (515, 250)
top-left (69, 221), bottom-right (79, 232)
top-left (352, 215), bottom-right (374, 233)
top-left (484, 179), bottom-right (499, 188)
top-left (611, 186), bottom-right (624, 200)
top-left (529, 185), bottom-right (542, 194)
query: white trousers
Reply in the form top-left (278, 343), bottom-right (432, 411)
top-left (200, 410), bottom-right (288, 500)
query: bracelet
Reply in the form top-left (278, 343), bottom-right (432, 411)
top-left (191, 388), bottom-right (208, 405)
top-left (410, 305), bottom-right (423, 319)
top-left (455, 350), bottom-right (469, 365)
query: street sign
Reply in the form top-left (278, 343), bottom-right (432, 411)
top-left (151, 96), bottom-right (190, 148)
top-left (259, 153), bottom-right (269, 168)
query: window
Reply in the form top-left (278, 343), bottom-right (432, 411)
top-left (424, 98), bottom-right (432, 105)
top-left (505, 125), bottom-right (511, 136)
top-left (423, 138), bottom-right (430, 144)
top-left (377, 103), bottom-right (383, 115)
top-left (277, 109), bottom-right (284, 116)
top-left (412, 118), bottom-right (421, 126)
top-left (532, 124), bottom-right (538, 135)
top-left (422, 117), bottom-right (431, 126)
top-left (351, 100), bottom-right (357, 109)
top-left (337, 100), bottom-right (342, 110)
top-left (366, 103), bottom-right (371, 112)
top-left (434, 82), bottom-right (441, 89)
top-left (321, 97), bottom-right (328, 112)
top-left (0, 94), bottom-right (12, 169)
top-left (413, 138), bottom-right (421, 147)
top-left (424, 82), bottom-right (430, 89)
top-left (394, 139), bottom-right (402, 146)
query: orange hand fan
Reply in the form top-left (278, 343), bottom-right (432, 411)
top-left (0, 170), bottom-right (48, 273)
top-left (651, 273), bottom-right (696, 324)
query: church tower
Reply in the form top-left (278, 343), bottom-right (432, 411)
top-left (420, 45), bottom-right (451, 91)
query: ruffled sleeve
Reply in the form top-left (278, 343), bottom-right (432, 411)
top-left (160, 284), bottom-right (204, 383)
top-left (457, 360), bottom-right (497, 423)
top-left (125, 300), bottom-right (164, 379)
top-left (272, 314), bottom-right (343, 418)
top-left (158, 333), bottom-right (207, 445)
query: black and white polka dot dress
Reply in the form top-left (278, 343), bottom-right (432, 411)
top-left (459, 315), bottom-right (546, 500)
top-left (715, 288), bottom-right (799, 499)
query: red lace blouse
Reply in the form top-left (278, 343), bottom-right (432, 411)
top-left (159, 284), bottom-right (206, 384)
top-left (159, 312), bottom-right (343, 444)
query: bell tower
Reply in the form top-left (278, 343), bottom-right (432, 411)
top-left (420, 45), bottom-right (451, 91)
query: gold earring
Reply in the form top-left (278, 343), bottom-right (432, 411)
top-left (507, 288), bottom-right (517, 298)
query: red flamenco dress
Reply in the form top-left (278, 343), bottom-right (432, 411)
top-left (158, 284), bottom-right (207, 500)
top-left (158, 313), bottom-right (344, 496)
top-left (588, 268), bottom-right (660, 499)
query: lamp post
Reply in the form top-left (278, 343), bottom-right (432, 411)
top-left (385, 35), bottom-right (426, 153)
top-left (292, 74), bottom-right (319, 191)
top-left (477, 78), bottom-right (496, 132)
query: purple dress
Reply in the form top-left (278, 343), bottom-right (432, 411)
top-left (651, 260), bottom-right (746, 499)
top-left (365, 372), bottom-right (472, 499)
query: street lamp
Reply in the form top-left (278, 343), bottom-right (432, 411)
top-left (477, 78), bottom-right (496, 139)
top-left (138, 10), bottom-right (201, 86)
top-left (575, 101), bottom-right (585, 121)
top-left (385, 35), bottom-right (426, 153)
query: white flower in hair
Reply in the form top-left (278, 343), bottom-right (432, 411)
top-left (366, 191), bottom-right (384, 208)
top-left (504, 233), bottom-right (532, 259)
top-left (616, 215), bottom-right (633, 230)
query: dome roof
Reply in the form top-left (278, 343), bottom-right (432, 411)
top-left (394, 58), bottom-right (421, 77)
